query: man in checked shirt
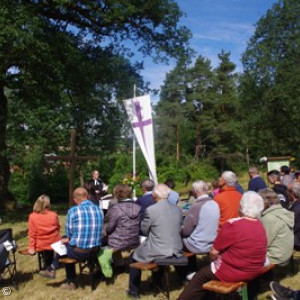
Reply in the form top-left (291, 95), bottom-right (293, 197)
top-left (41, 187), bottom-right (103, 290)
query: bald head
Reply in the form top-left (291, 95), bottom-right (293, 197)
top-left (73, 187), bottom-right (88, 204)
top-left (152, 184), bottom-right (170, 202)
top-left (249, 167), bottom-right (259, 179)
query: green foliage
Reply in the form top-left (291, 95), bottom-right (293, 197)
top-left (156, 51), bottom-right (242, 169)
top-left (0, 0), bottom-right (191, 204)
top-left (240, 0), bottom-right (300, 158)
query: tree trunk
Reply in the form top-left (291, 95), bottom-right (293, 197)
top-left (0, 82), bottom-right (11, 206)
top-left (194, 124), bottom-right (201, 161)
top-left (176, 124), bottom-right (180, 162)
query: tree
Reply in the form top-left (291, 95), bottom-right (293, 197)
top-left (210, 50), bottom-right (242, 169)
top-left (0, 0), bottom-right (191, 204)
top-left (240, 0), bottom-right (300, 158)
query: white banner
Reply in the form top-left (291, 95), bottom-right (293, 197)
top-left (123, 95), bottom-right (157, 184)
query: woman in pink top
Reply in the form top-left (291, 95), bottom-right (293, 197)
top-left (28, 195), bottom-right (61, 274)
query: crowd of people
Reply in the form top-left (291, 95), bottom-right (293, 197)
top-left (23, 166), bottom-right (300, 299)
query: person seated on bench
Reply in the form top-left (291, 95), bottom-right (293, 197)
top-left (104, 184), bottom-right (141, 250)
top-left (181, 180), bottom-right (219, 277)
top-left (177, 191), bottom-right (267, 300)
top-left (27, 194), bottom-right (61, 277)
top-left (43, 187), bottom-right (103, 290)
top-left (128, 183), bottom-right (183, 298)
top-left (259, 188), bottom-right (294, 265)
top-left (288, 182), bottom-right (300, 251)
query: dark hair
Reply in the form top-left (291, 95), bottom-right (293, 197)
top-left (113, 184), bottom-right (132, 201)
top-left (141, 179), bottom-right (155, 191)
top-left (280, 165), bottom-right (290, 174)
top-left (165, 179), bottom-right (175, 189)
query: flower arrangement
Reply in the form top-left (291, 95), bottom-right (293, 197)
top-left (122, 173), bottom-right (140, 188)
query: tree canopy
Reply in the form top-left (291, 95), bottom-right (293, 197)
top-left (0, 0), bottom-right (191, 204)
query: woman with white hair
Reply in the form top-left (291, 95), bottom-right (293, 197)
top-left (178, 191), bottom-right (267, 300)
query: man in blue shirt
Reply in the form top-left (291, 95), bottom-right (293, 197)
top-left (41, 187), bottom-right (103, 290)
top-left (248, 167), bottom-right (267, 192)
top-left (136, 179), bottom-right (155, 219)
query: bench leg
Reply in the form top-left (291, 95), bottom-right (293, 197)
top-left (241, 284), bottom-right (248, 300)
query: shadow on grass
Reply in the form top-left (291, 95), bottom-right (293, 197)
top-left (0, 271), bottom-right (34, 287)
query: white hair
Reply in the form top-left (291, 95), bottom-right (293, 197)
top-left (240, 191), bottom-right (264, 219)
top-left (292, 182), bottom-right (300, 199)
top-left (192, 180), bottom-right (208, 193)
top-left (152, 183), bottom-right (170, 200)
top-left (221, 171), bottom-right (237, 187)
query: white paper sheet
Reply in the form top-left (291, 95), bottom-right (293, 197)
top-left (51, 241), bottom-right (67, 256)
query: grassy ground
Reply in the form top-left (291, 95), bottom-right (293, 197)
top-left (1, 204), bottom-right (300, 300)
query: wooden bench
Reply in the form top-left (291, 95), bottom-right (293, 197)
top-left (129, 251), bottom-right (193, 299)
top-left (202, 264), bottom-right (276, 300)
top-left (18, 249), bottom-right (47, 271)
top-left (59, 251), bottom-right (99, 291)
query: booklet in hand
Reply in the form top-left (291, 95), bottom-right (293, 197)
top-left (51, 241), bottom-right (67, 256)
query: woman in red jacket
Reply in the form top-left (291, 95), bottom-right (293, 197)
top-left (28, 194), bottom-right (61, 276)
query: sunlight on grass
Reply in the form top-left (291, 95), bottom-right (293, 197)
top-left (1, 204), bottom-right (299, 299)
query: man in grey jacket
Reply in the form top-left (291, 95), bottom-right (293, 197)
top-left (182, 180), bottom-right (220, 254)
top-left (127, 183), bottom-right (183, 298)
top-left (180, 180), bottom-right (220, 279)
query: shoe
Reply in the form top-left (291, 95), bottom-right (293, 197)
top-left (60, 282), bottom-right (77, 290)
top-left (186, 272), bottom-right (196, 281)
top-left (271, 294), bottom-right (291, 300)
top-left (39, 270), bottom-right (55, 279)
top-left (126, 290), bottom-right (141, 299)
top-left (270, 282), bottom-right (293, 299)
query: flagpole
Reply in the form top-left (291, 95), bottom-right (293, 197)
top-left (133, 84), bottom-right (137, 200)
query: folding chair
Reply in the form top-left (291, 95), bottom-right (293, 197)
top-left (0, 228), bottom-right (18, 290)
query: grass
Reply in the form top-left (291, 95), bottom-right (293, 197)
top-left (1, 205), bottom-right (300, 300)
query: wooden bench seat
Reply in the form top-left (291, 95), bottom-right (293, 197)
top-left (18, 248), bottom-right (47, 271)
top-left (202, 264), bottom-right (276, 300)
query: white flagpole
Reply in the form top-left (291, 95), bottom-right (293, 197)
top-left (132, 84), bottom-right (137, 200)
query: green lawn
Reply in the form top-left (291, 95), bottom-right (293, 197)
top-left (1, 206), bottom-right (300, 300)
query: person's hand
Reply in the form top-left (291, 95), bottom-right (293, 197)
top-left (209, 247), bottom-right (219, 261)
top-left (28, 248), bottom-right (35, 255)
top-left (61, 237), bottom-right (70, 244)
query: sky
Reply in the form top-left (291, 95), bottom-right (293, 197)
top-left (139, 0), bottom-right (278, 102)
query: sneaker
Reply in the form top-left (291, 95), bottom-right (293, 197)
top-left (39, 270), bottom-right (55, 279)
top-left (186, 272), bottom-right (196, 281)
top-left (60, 282), bottom-right (77, 290)
top-left (126, 290), bottom-right (141, 299)
top-left (271, 294), bottom-right (290, 300)
top-left (270, 282), bottom-right (294, 299)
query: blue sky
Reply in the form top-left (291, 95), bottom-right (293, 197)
top-left (139, 0), bottom-right (278, 102)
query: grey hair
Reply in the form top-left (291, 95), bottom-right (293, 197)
top-left (152, 183), bottom-right (170, 200)
top-left (240, 191), bottom-right (264, 219)
top-left (192, 180), bottom-right (208, 193)
top-left (249, 167), bottom-right (259, 174)
top-left (221, 171), bottom-right (237, 187)
top-left (292, 182), bottom-right (300, 199)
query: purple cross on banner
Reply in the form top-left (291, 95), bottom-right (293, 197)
top-left (132, 100), bottom-right (152, 144)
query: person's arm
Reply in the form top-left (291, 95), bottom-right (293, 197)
top-left (261, 215), bottom-right (277, 248)
top-left (105, 207), bottom-right (118, 234)
top-left (181, 204), bottom-right (199, 237)
top-left (141, 209), bottom-right (151, 236)
top-left (213, 221), bottom-right (235, 253)
top-left (210, 247), bottom-right (220, 261)
top-left (28, 214), bottom-right (36, 253)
